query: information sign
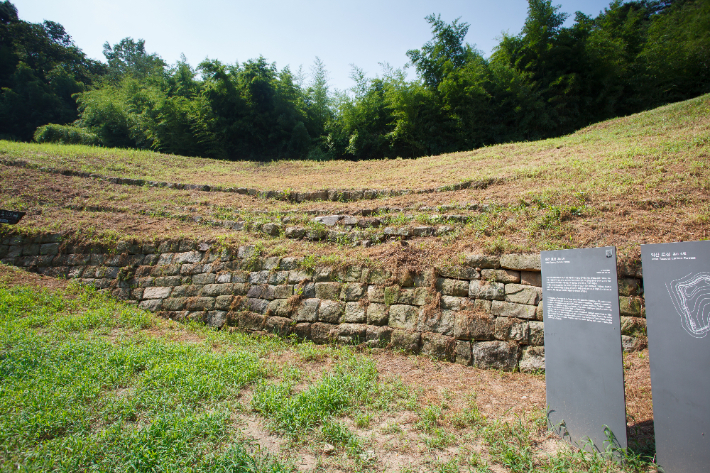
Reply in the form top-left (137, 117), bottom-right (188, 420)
top-left (542, 247), bottom-right (627, 453)
top-left (0, 209), bottom-right (25, 225)
top-left (641, 241), bottom-right (710, 473)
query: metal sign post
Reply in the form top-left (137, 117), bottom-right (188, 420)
top-left (642, 241), bottom-right (710, 473)
top-left (541, 247), bottom-right (627, 454)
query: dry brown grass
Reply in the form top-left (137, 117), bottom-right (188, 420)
top-left (1, 95), bottom-right (708, 272)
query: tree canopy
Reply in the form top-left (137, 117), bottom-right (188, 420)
top-left (2, 0), bottom-right (709, 161)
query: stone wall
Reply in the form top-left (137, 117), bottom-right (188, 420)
top-left (0, 232), bottom-right (647, 372)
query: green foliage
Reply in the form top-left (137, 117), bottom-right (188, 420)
top-left (0, 2), bottom-right (104, 141)
top-left (4, 0), bottom-right (710, 161)
top-left (33, 123), bottom-right (101, 146)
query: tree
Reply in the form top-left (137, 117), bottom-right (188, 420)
top-left (103, 38), bottom-right (166, 83)
top-left (407, 14), bottom-right (473, 89)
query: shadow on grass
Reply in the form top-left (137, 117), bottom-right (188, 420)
top-left (627, 419), bottom-right (655, 460)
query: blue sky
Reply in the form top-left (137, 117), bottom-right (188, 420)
top-left (14, 0), bottom-right (615, 91)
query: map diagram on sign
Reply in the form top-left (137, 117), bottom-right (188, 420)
top-left (666, 272), bottom-right (710, 338)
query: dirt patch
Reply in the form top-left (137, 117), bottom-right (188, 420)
top-left (0, 263), bottom-right (70, 291)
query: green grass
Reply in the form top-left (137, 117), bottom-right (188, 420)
top-left (0, 283), bottom-right (291, 472)
top-left (0, 275), bottom-right (658, 472)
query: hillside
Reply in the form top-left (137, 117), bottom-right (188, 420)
top-left (1, 94), bottom-right (709, 270)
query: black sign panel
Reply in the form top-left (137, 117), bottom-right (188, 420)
top-left (541, 247), bottom-right (627, 454)
top-left (0, 209), bottom-right (25, 225)
top-left (641, 241), bottom-right (710, 473)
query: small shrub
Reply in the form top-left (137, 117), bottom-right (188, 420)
top-left (33, 124), bottom-right (102, 146)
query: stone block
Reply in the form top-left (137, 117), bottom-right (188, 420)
top-left (368, 285), bottom-right (385, 303)
top-left (454, 311), bottom-right (494, 340)
top-left (201, 283), bottom-right (233, 297)
top-left (505, 284), bottom-right (542, 305)
top-left (156, 253), bottom-right (174, 265)
top-left (318, 300), bottom-right (344, 323)
top-left (153, 276), bottom-right (182, 287)
top-left (440, 296), bottom-right (466, 311)
top-left (529, 321), bottom-right (544, 346)
top-left (292, 322), bottom-right (311, 340)
top-left (216, 272), bottom-right (232, 283)
top-left (192, 273), bottom-right (216, 285)
top-left (491, 301), bottom-right (537, 320)
top-left (536, 301), bottom-right (544, 321)
top-left (464, 254), bottom-right (500, 269)
top-left (618, 278), bottom-right (642, 297)
top-left (437, 266), bottom-right (480, 280)
top-left (342, 302), bottom-right (366, 323)
top-left (620, 317), bottom-right (646, 336)
top-left (622, 335), bottom-right (644, 352)
top-left (238, 245), bottom-right (258, 259)
top-left (143, 287), bottom-right (172, 299)
top-left (161, 297), bottom-right (187, 311)
top-left (365, 326), bottom-right (392, 347)
top-left (139, 299), bottom-right (162, 311)
top-left (246, 298), bottom-right (268, 314)
top-left (267, 299), bottom-right (291, 318)
top-left (472, 341), bottom-right (519, 371)
top-left (215, 295), bottom-right (235, 311)
top-left (21, 244), bottom-right (39, 256)
top-left (455, 340), bottom-right (472, 366)
top-left (423, 308), bottom-right (456, 335)
top-left (500, 254), bottom-right (541, 272)
top-left (481, 269), bottom-right (520, 284)
top-left (239, 312), bottom-right (266, 331)
top-left (340, 265), bottom-right (365, 283)
top-left (341, 283), bottom-right (367, 301)
top-left (336, 323), bottom-right (367, 344)
top-left (180, 263), bottom-right (203, 275)
top-left (315, 282), bottom-right (341, 300)
top-left (265, 316), bottom-right (292, 336)
top-left (367, 303), bottom-right (388, 326)
top-left (421, 333), bottom-right (455, 361)
top-left (67, 253), bottom-right (90, 266)
top-left (249, 271), bottom-right (270, 284)
top-left (174, 251), bottom-right (203, 264)
top-left (206, 311), bottom-right (227, 328)
top-left (232, 283), bottom-right (249, 295)
top-left (6, 246), bottom-right (22, 258)
top-left (232, 271), bottom-right (250, 283)
top-left (436, 278), bottom-right (469, 297)
top-left (494, 317), bottom-right (529, 343)
top-left (388, 304), bottom-right (419, 331)
top-left (398, 287), bottom-right (428, 306)
top-left (619, 296), bottom-right (644, 317)
top-left (273, 285), bottom-right (293, 299)
top-left (368, 268), bottom-right (391, 285)
top-left (311, 322), bottom-right (336, 344)
top-left (519, 347), bottom-right (545, 373)
top-left (469, 280), bottom-right (505, 300)
top-left (185, 297), bottom-right (215, 311)
top-left (520, 271), bottom-right (542, 287)
top-left (268, 271), bottom-right (290, 285)
top-left (279, 256), bottom-right (302, 270)
top-left (285, 227), bottom-right (306, 239)
top-left (294, 298), bottom-right (319, 322)
top-left (314, 267), bottom-right (334, 282)
top-left (390, 330), bottom-right (421, 353)
top-left (288, 270), bottom-right (312, 284)
top-left (172, 285), bottom-right (201, 298)
top-left (40, 243), bottom-right (59, 255)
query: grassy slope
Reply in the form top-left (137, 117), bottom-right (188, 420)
top-left (0, 94), bottom-right (708, 268)
top-left (0, 264), bottom-right (654, 472)
top-left (2, 94), bottom-right (708, 193)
